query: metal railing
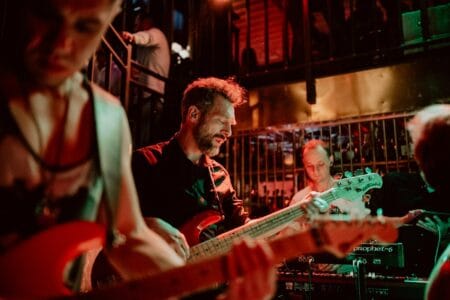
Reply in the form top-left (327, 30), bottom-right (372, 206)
top-left (232, 0), bottom-right (450, 83)
top-left (87, 24), bottom-right (171, 144)
top-left (220, 111), bottom-right (419, 216)
top-left (87, 25), bottom-right (132, 112)
top-left (88, 24), bottom-right (170, 106)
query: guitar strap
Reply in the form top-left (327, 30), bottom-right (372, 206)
top-left (92, 84), bottom-right (124, 246)
top-left (207, 164), bottom-right (225, 220)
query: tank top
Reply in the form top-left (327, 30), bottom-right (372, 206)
top-left (0, 79), bottom-right (103, 253)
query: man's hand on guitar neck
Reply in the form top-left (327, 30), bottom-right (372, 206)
top-left (145, 218), bottom-right (190, 261)
top-left (300, 191), bottom-right (372, 218)
top-left (300, 192), bottom-right (330, 215)
top-left (278, 193), bottom-right (329, 236)
top-left (282, 192), bottom-right (370, 236)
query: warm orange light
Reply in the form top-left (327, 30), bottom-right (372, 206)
top-left (211, 0), bottom-right (230, 7)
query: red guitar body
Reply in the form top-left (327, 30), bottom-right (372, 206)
top-left (0, 221), bottom-right (105, 299)
top-left (89, 211), bottom-right (223, 288)
top-left (180, 210), bottom-right (223, 246)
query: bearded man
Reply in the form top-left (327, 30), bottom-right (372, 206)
top-left (131, 77), bottom-right (250, 245)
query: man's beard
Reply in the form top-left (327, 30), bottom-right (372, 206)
top-left (193, 122), bottom-right (223, 157)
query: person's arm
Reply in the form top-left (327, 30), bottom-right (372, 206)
top-left (289, 188), bottom-right (310, 206)
top-left (279, 188), bottom-right (329, 235)
top-left (103, 116), bottom-right (184, 280)
top-left (144, 217), bottom-right (190, 261)
top-left (218, 239), bottom-right (277, 300)
top-left (121, 29), bottom-right (158, 47)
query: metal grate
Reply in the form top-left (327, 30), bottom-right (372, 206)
top-left (220, 112), bottom-right (419, 216)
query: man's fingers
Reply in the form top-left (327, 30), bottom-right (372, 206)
top-left (433, 215), bottom-right (444, 224)
top-left (313, 198), bottom-right (329, 213)
top-left (173, 235), bottom-right (190, 261)
top-left (417, 220), bottom-right (437, 234)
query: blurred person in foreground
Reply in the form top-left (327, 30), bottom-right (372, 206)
top-left (0, 1), bottom-right (276, 299)
top-left (405, 104), bottom-right (450, 300)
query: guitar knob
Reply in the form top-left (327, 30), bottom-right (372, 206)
top-left (344, 171), bottom-right (353, 178)
top-left (365, 167), bottom-right (372, 174)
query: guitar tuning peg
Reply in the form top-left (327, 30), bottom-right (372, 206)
top-left (344, 171), bottom-right (353, 178)
top-left (365, 167), bottom-right (372, 174)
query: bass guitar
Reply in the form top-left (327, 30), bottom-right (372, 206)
top-left (183, 173), bottom-right (382, 262)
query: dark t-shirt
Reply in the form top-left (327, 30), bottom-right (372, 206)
top-left (131, 138), bottom-right (248, 243)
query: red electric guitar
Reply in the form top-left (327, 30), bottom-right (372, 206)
top-left (0, 216), bottom-right (397, 299)
top-left (0, 221), bottom-right (105, 298)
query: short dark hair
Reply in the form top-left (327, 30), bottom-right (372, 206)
top-left (181, 77), bottom-right (247, 122)
top-left (408, 104), bottom-right (450, 191)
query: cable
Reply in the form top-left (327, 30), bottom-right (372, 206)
top-left (434, 222), bottom-right (443, 264)
top-left (306, 257), bottom-right (314, 300)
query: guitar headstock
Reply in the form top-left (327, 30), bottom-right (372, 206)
top-left (310, 215), bottom-right (398, 258)
top-left (331, 173), bottom-right (383, 202)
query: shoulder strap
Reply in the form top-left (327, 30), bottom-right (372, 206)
top-left (91, 84), bottom-right (123, 236)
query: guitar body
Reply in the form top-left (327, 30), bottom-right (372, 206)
top-left (180, 210), bottom-right (223, 246)
top-left (0, 221), bottom-right (105, 299)
top-left (90, 211), bottom-right (224, 288)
